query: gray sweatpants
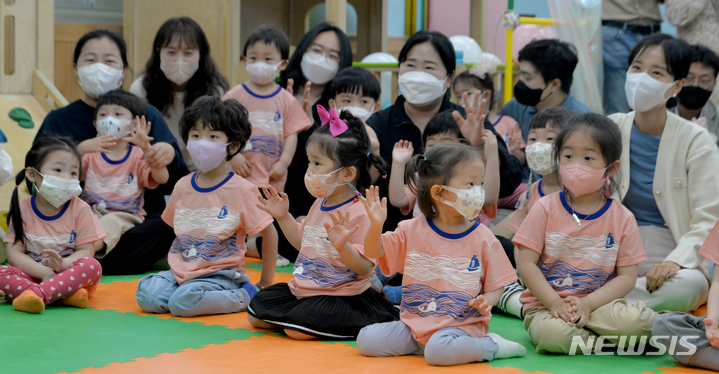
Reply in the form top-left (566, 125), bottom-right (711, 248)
top-left (357, 320), bottom-right (498, 366)
top-left (652, 312), bottom-right (719, 371)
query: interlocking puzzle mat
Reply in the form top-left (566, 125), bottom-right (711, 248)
top-left (1, 258), bottom-right (715, 374)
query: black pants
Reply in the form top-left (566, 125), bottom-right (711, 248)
top-left (496, 235), bottom-right (516, 268)
top-left (98, 211), bottom-right (176, 275)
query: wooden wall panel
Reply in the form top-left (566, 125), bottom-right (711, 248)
top-left (54, 23), bottom-right (122, 103)
top-left (0, 0), bottom-right (37, 94)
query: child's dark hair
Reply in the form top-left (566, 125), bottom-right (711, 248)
top-left (306, 109), bottom-right (387, 192)
top-left (518, 39), bottom-right (578, 94)
top-left (553, 113), bottom-right (622, 197)
top-left (243, 25), bottom-right (290, 60)
top-left (94, 90), bottom-right (148, 120)
top-left (179, 96), bottom-right (251, 161)
top-left (629, 33), bottom-right (691, 80)
top-left (405, 143), bottom-right (483, 218)
top-left (454, 70), bottom-right (495, 110)
top-left (422, 111), bottom-right (465, 147)
top-left (529, 107), bottom-right (577, 131)
top-left (9, 138), bottom-right (82, 244)
top-left (329, 67), bottom-right (381, 101)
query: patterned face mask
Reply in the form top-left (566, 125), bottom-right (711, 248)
top-left (31, 168), bottom-right (83, 208)
top-left (440, 185), bottom-right (485, 221)
top-left (525, 141), bottom-right (556, 176)
top-left (304, 168), bottom-right (347, 199)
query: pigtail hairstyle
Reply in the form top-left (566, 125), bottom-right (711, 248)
top-left (405, 143), bottom-right (483, 218)
top-left (307, 109), bottom-right (387, 193)
top-left (552, 113), bottom-right (623, 199)
top-left (8, 137), bottom-right (82, 244)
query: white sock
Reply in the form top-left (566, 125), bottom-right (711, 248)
top-left (486, 333), bottom-right (526, 359)
top-left (506, 292), bottom-right (523, 319)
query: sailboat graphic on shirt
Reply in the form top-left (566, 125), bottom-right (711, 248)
top-left (217, 206), bottom-right (228, 219)
top-left (69, 230), bottom-right (76, 245)
top-left (605, 233), bottom-right (615, 248)
top-left (467, 255), bottom-right (480, 272)
top-left (273, 111), bottom-right (282, 121)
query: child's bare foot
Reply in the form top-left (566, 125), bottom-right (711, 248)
top-left (62, 288), bottom-right (88, 308)
top-left (13, 290), bottom-right (45, 313)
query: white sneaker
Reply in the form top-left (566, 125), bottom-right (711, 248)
top-left (276, 255), bottom-right (291, 267)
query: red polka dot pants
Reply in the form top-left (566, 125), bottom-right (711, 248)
top-left (0, 257), bottom-right (102, 304)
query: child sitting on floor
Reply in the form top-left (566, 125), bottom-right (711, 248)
top-left (356, 143), bottom-right (525, 366)
top-left (1, 138), bottom-right (105, 313)
top-left (135, 96), bottom-right (278, 317)
top-left (515, 113), bottom-right (657, 354)
top-left (81, 90), bottom-right (169, 258)
top-left (248, 108), bottom-right (398, 340)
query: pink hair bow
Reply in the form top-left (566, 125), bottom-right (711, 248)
top-left (317, 106), bottom-right (349, 137)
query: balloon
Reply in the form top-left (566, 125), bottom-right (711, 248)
top-left (361, 52), bottom-right (399, 64)
top-left (449, 35), bottom-right (483, 64)
top-left (512, 25), bottom-right (557, 64)
top-left (361, 53), bottom-right (399, 109)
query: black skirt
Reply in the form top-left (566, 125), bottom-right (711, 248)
top-left (248, 283), bottom-right (399, 339)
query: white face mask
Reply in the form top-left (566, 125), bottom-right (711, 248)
top-left (77, 63), bottom-right (124, 99)
top-left (300, 53), bottom-right (339, 85)
top-left (161, 58), bottom-right (199, 86)
top-left (32, 168), bottom-right (83, 208)
top-left (97, 116), bottom-right (132, 139)
top-left (398, 71), bottom-right (447, 106)
top-left (440, 185), bottom-right (485, 221)
top-left (624, 72), bottom-right (677, 113)
top-left (525, 142), bottom-right (556, 176)
top-left (246, 61), bottom-right (283, 85)
top-left (336, 106), bottom-right (374, 122)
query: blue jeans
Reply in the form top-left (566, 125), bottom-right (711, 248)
top-left (136, 269), bottom-right (252, 317)
top-left (602, 25), bottom-right (647, 114)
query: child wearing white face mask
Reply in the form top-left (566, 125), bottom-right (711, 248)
top-left (1, 138), bottom-right (106, 313)
top-left (355, 143), bottom-right (525, 366)
top-left (515, 113), bottom-right (656, 354)
top-left (223, 26), bottom-right (311, 192)
top-left (80, 90), bottom-right (169, 258)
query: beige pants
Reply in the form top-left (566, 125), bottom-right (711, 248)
top-left (92, 206), bottom-right (143, 258)
top-left (523, 298), bottom-right (657, 354)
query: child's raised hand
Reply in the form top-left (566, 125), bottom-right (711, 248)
top-left (508, 132), bottom-right (524, 155)
top-left (392, 140), bottom-right (414, 166)
top-left (566, 296), bottom-right (592, 327)
top-left (480, 129), bottom-right (498, 159)
top-left (228, 153), bottom-right (251, 177)
top-left (41, 250), bottom-right (65, 273)
top-left (469, 295), bottom-right (492, 315)
top-left (268, 161), bottom-right (288, 181)
top-left (256, 186), bottom-right (289, 220)
top-left (454, 91), bottom-right (488, 147)
top-left (705, 317), bottom-right (719, 348)
top-left (324, 210), bottom-right (359, 251)
top-left (363, 186), bottom-right (387, 226)
top-left (126, 116), bottom-right (154, 152)
top-left (549, 298), bottom-right (575, 322)
top-left (78, 135), bottom-right (117, 154)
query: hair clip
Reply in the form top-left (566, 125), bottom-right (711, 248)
top-left (317, 106), bottom-right (349, 137)
top-left (423, 157), bottom-right (427, 161)
top-left (348, 182), bottom-right (365, 202)
top-left (381, 174), bottom-right (387, 179)
top-left (367, 152), bottom-right (371, 158)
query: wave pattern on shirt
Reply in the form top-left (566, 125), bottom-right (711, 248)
top-left (25, 233), bottom-right (73, 254)
top-left (244, 136), bottom-right (282, 157)
top-left (302, 225), bottom-right (342, 259)
top-left (174, 207), bottom-right (240, 234)
top-left (85, 170), bottom-right (140, 197)
top-left (401, 283), bottom-right (484, 322)
top-left (539, 259), bottom-right (616, 294)
top-left (169, 233), bottom-right (239, 262)
top-left (545, 232), bottom-right (618, 266)
top-left (82, 190), bottom-right (141, 215)
top-left (404, 251), bottom-right (483, 290)
top-left (248, 111), bottom-right (284, 136)
top-left (292, 252), bottom-right (357, 287)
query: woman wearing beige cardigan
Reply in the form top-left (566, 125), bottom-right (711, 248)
top-left (609, 34), bottom-right (717, 312)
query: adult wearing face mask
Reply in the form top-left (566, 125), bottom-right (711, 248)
top-left (672, 44), bottom-right (719, 145)
top-left (35, 29), bottom-right (189, 275)
top-left (609, 33), bottom-right (719, 313)
top-left (367, 30), bottom-right (522, 231)
top-left (130, 17), bottom-right (229, 171)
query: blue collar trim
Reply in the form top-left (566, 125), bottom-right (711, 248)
top-left (242, 83), bottom-right (281, 99)
top-left (102, 144), bottom-right (132, 165)
top-left (559, 191), bottom-right (612, 220)
top-left (426, 216), bottom-right (480, 239)
top-left (320, 196), bottom-right (356, 211)
top-left (31, 195), bottom-right (70, 221)
top-left (191, 172), bottom-right (234, 193)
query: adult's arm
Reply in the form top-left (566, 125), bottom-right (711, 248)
top-left (665, 0), bottom-right (705, 27)
top-left (666, 129), bottom-right (719, 269)
top-left (145, 104), bottom-right (189, 193)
